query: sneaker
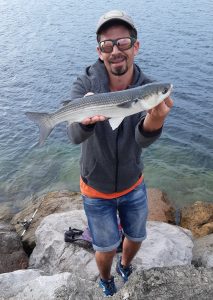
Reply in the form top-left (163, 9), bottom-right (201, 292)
top-left (116, 257), bottom-right (133, 282)
top-left (99, 276), bottom-right (117, 296)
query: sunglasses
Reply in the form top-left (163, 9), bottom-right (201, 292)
top-left (99, 37), bottom-right (136, 53)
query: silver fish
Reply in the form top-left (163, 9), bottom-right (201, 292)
top-left (25, 82), bottom-right (173, 146)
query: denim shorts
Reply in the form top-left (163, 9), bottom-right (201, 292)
top-left (82, 181), bottom-right (148, 252)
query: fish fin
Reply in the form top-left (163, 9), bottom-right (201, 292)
top-left (108, 117), bottom-right (124, 130)
top-left (25, 112), bottom-right (54, 146)
top-left (117, 101), bottom-right (133, 108)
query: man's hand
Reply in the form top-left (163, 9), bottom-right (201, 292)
top-left (81, 92), bottom-right (107, 125)
top-left (142, 97), bottom-right (174, 132)
top-left (81, 115), bottom-right (107, 125)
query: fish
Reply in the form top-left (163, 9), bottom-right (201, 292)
top-left (25, 82), bottom-right (173, 146)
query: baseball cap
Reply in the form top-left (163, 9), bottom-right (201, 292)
top-left (96, 10), bottom-right (137, 36)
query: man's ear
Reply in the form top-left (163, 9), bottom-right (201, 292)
top-left (133, 40), bottom-right (140, 57)
top-left (97, 46), bottom-right (104, 61)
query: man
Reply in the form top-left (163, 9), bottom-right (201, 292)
top-left (68, 10), bottom-right (173, 296)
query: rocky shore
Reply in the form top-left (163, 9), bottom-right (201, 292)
top-left (0, 189), bottom-right (212, 299)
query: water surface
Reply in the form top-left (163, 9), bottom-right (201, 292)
top-left (0, 0), bottom-right (212, 211)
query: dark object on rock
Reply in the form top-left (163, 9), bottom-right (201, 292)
top-left (0, 222), bottom-right (28, 274)
top-left (64, 226), bottom-right (124, 253)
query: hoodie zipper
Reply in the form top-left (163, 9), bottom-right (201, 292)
top-left (114, 124), bottom-right (122, 192)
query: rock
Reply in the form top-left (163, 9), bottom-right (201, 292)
top-left (11, 191), bottom-right (83, 254)
top-left (180, 201), bottom-right (213, 237)
top-left (0, 269), bottom-right (103, 300)
top-left (29, 210), bottom-right (98, 280)
top-left (147, 188), bottom-right (176, 224)
top-left (0, 204), bottom-right (13, 222)
top-left (135, 222), bottom-right (193, 269)
top-left (113, 265), bottom-right (213, 300)
top-left (29, 211), bottom-right (193, 279)
top-left (0, 265), bottom-right (212, 300)
top-left (192, 234), bottom-right (213, 267)
top-left (0, 222), bottom-right (28, 274)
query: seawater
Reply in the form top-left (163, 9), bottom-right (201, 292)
top-left (0, 0), bottom-right (212, 211)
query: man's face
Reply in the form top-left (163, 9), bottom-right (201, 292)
top-left (97, 25), bottom-right (139, 77)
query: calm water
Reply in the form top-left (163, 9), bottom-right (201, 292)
top-left (0, 0), bottom-right (212, 211)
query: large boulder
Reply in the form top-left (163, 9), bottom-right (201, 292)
top-left (192, 234), bottom-right (213, 267)
top-left (180, 201), bottom-right (213, 237)
top-left (136, 222), bottom-right (193, 269)
top-left (147, 188), bottom-right (175, 224)
top-left (0, 269), bottom-right (102, 300)
top-left (0, 266), bottom-right (212, 300)
top-left (113, 265), bottom-right (213, 300)
top-left (29, 210), bottom-right (193, 278)
top-left (29, 210), bottom-right (98, 280)
top-left (0, 222), bottom-right (28, 274)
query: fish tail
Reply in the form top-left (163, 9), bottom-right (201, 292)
top-left (25, 112), bottom-right (54, 146)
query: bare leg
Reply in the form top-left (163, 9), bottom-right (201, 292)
top-left (95, 249), bottom-right (117, 280)
top-left (121, 238), bottom-right (142, 267)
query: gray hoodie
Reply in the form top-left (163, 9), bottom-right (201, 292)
top-left (67, 59), bottom-right (162, 194)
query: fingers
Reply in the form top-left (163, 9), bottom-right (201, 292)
top-left (164, 97), bottom-right (174, 108)
top-left (81, 115), bottom-right (107, 125)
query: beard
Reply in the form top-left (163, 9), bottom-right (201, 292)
top-left (108, 54), bottom-right (128, 76)
top-left (110, 64), bottom-right (128, 76)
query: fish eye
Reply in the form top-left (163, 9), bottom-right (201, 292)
top-left (134, 99), bottom-right (138, 103)
top-left (162, 88), bottom-right (168, 94)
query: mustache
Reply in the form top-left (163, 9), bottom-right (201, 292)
top-left (108, 54), bottom-right (127, 63)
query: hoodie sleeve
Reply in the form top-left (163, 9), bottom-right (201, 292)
top-left (67, 76), bottom-right (96, 144)
top-left (135, 112), bottom-right (162, 148)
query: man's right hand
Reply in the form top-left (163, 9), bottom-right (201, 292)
top-left (81, 92), bottom-right (107, 125)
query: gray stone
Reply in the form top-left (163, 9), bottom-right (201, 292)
top-left (0, 269), bottom-right (43, 299)
top-left (113, 265), bottom-right (213, 300)
top-left (0, 222), bottom-right (28, 274)
top-left (135, 222), bottom-right (193, 269)
top-left (29, 210), bottom-right (99, 281)
top-left (0, 269), bottom-right (103, 300)
top-left (0, 265), bottom-right (212, 300)
top-left (192, 234), bottom-right (213, 267)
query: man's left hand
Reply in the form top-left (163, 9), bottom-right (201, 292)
top-left (142, 97), bottom-right (174, 132)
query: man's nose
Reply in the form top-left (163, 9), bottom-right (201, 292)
top-left (111, 44), bottom-right (121, 54)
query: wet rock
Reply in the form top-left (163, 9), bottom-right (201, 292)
top-left (180, 201), bottom-right (213, 237)
top-left (147, 188), bottom-right (176, 224)
top-left (0, 222), bottom-right (28, 274)
top-left (29, 211), bottom-right (193, 277)
top-left (11, 191), bottom-right (82, 254)
top-left (192, 234), bottom-right (213, 267)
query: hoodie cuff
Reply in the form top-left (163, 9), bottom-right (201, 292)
top-left (139, 119), bottom-right (163, 137)
top-left (79, 123), bottom-right (96, 132)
